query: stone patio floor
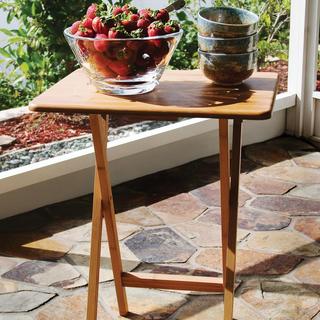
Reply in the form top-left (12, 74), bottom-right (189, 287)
top-left (0, 135), bottom-right (320, 319)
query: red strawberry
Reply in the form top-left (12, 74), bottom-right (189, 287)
top-left (94, 33), bottom-right (108, 52)
top-left (164, 21), bottom-right (180, 34)
top-left (130, 14), bottom-right (140, 22)
top-left (82, 17), bottom-right (93, 29)
top-left (70, 21), bottom-right (81, 34)
top-left (139, 8), bottom-right (154, 21)
top-left (76, 26), bottom-right (95, 38)
top-left (92, 17), bottom-right (109, 34)
top-left (106, 58), bottom-right (132, 77)
top-left (122, 4), bottom-right (138, 14)
top-left (86, 3), bottom-right (97, 19)
top-left (121, 14), bottom-right (138, 32)
top-left (155, 9), bottom-right (170, 23)
top-left (113, 6), bottom-right (123, 16)
top-left (153, 41), bottom-right (170, 63)
top-left (147, 21), bottom-right (165, 37)
top-left (137, 18), bottom-right (151, 29)
top-left (89, 53), bottom-right (115, 77)
top-left (108, 26), bottom-right (127, 39)
top-left (148, 21), bottom-right (165, 47)
top-left (127, 39), bottom-right (143, 51)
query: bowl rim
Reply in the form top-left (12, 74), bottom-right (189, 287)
top-left (198, 48), bottom-right (258, 57)
top-left (198, 32), bottom-right (258, 41)
top-left (64, 27), bottom-right (183, 41)
top-left (198, 6), bottom-right (259, 27)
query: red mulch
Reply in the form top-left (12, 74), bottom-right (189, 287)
top-left (1, 60), bottom-right (319, 154)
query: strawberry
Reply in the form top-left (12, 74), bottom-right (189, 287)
top-left (138, 8), bottom-right (154, 21)
top-left (82, 17), bottom-right (93, 29)
top-left (108, 26), bottom-right (128, 39)
top-left (94, 33), bottom-right (108, 52)
top-left (127, 39), bottom-right (143, 51)
top-left (106, 58), bottom-right (132, 77)
top-left (121, 14), bottom-right (138, 32)
top-left (122, 4), bottom-right (138, 14)
top-left (113, 6), bottom-right (123, 16)
top-left (137, 18), bottom-right (151, 30)
top-left (130, 14), bottom-right (140, 22)
top-left (164, 21), bottom-right (180, 34)
top-left (147, 21), bottom-right (165, 37)
top-left (147, 21), bottom-right (165, 47)
top-left (153, 41), bottom-right (170, 63)
top-left (86, 3), bottom-right (97, 19)
top-left (92, 17), bottom-right (109, 34)
top-left (154, 9), bottom-right (170, 23)
top-left (76, 26), bottom-right (95, 38)
top-left (70, 21), bottom-right (81, 34)
top-left (89, 53), bottom-right (115, 77)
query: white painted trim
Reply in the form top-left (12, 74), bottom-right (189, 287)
top-left (286, 0), bottom-right (320, 137)
top-left (273, 92), bottom-right (296, 111)
top-left (313, 91), bottom-right (320, 100)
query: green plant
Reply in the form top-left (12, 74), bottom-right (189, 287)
top-left (0, 0), bottom-right (93, 110)
top-left (214, 0), bottom-right (291, 64)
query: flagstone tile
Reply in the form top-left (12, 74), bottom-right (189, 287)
top-left (250, 196), bottom-right (320, 215)
top-left (244, 143), bottom-right (290, 166)
top-left (0, 232), bottom-right (72, 260)
top-left (149, 193), bottom-right (207, 225)
top-left (172, 295), bottom-right (264, 320)
top-left (292, 258), bottom-right (320, 285)
top-left (242, 230), bottom-right (320, 257)
top-left (101, 286), bottom-right (187, 319)
top-left (2, 259), bottom-right (85, 289)
top-left (290, 151), bottom-right (320, 168)
top-left (66, 242), bottom-right (139, 282)
top-left (0, 290), bottom-right (55, 313)
top-left (256, 166), bottom-right (320, 184)
top-left (198, 207), bottom-right (291, 231)
top-left (34, 293), bottom-right (111, 320)
top-left (289, 184), bottom-right (320, 201)
top-left (116, 206), bottom-right (164, 227)
top-left (241, 280), bottom-right (320, 320)
top-left (174, 221), bottom-right (249, 247)
top-left (293, 217), bottom-right (320, 242)
top-left (190, 182), bottom-right (251, 207)
top-left (125, 227), bottom-right (196, 263)
top-left (241, 174), bottom-right (296, 195)
top-left (195, 248), bottom-right (301, 275)
top-left (0, 255), bottom-right (26, 275)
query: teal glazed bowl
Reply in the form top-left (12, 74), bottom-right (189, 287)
top-left (198, 7), bottom-right (259, 38)
top-left (198, 33), bottom-right (258, 54)
top-left (199, 49), bottom-right (258, 86)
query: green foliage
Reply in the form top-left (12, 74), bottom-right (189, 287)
top-left (213, 0), bottom-right (291, 64)
top-left (0, 0), bottom-right (93, 110)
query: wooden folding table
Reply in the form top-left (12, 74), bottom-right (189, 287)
top-left (29, 69), bottom-right (278, 320)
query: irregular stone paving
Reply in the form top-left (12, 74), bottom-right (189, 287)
top-left (0, 135), bottom-right (320, 319)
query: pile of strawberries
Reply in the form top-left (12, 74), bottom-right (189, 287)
top-left (68, 2), bottom-right (181, 78)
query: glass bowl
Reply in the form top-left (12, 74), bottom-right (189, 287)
top-left (64, 28), bottom-right (183, 95)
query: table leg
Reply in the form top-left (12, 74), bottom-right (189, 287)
top-left (219, 119), bottom-right (230, 288)
top-left (87, 170), bottom-right (103, 320)
top-left (221, 119), bottom-right (243, 320)
top-left (89, 114), bottom-right (129, 317)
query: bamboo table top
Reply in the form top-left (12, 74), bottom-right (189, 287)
top-left (29, 69), bottom-right (278, 120)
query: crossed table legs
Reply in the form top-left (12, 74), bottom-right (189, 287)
top-left (86, 114), bottom-right (242, 320)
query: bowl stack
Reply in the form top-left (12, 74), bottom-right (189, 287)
top-left (198, 7), bottom-right (259, 86)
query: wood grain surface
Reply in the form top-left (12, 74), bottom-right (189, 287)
top-left (29, 69), bottom-right (278, 120)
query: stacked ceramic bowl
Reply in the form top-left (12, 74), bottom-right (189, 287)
top-left (198, 7), bottom-right (259, 85)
